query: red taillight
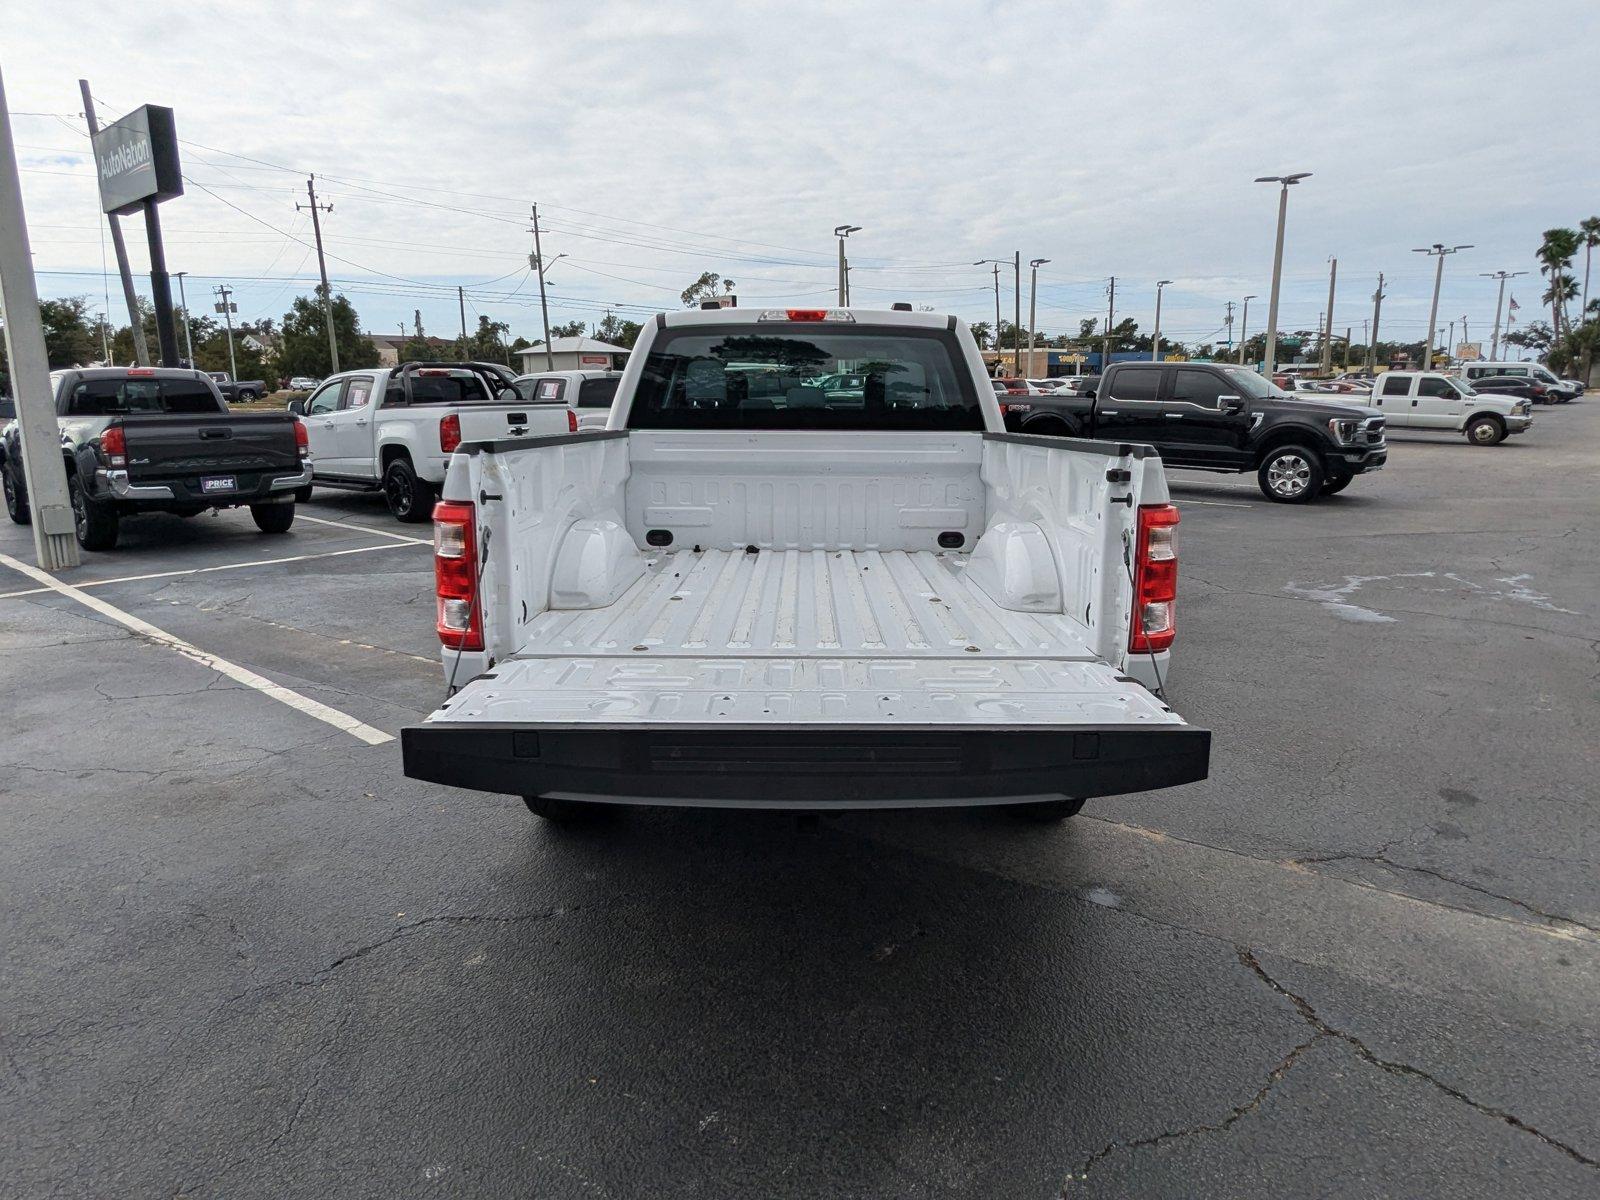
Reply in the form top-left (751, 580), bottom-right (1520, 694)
top-left (999, 402), bottom-right (1011, 415)
top-left (433, 500), bottom-right (482, 651)
top-left (567, 408), bottom-right (578, 433)
top-left (439, 413), bottom-right (461, 454)
top-left (100, 425), bottom-right (126, 467)
top-left (786, 308), bottom-right (828, 321)
top-left (1130, 503), bottom-right (1179, 654)
top-left (293, 417), bottom-right (309, 455)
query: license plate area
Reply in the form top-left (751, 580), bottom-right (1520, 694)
top-left (201, 475), bottom-right (237, 494)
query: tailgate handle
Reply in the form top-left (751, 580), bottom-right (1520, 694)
top-left (199, 428), bottom-right (232, 440)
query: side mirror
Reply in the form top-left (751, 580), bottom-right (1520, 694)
top-left (1219, 395), bottom-right (1245, 415)
top-left (1081, 385), bottom-right (1097, 400)
top-left (287, 398), bottom-right (306, 416)
top-left (497, 386), bottom-right (521, 404)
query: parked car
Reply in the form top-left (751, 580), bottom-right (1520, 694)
top-left (206, 371), bottom-right (268, 402)
top-left (1458, 361), bottom-right (1575, 402)
top-left (1369, 371), bottom-right (1532, 444)
top-left (1001, 360), bottom-right (1386, 502)
top-left (401, 305), bottom-right (1211, 823)
top-left (1467, 376), bottom-right (1555, 404)
top-left (995, 377), bottom-right (1043, 395)
top-left (1, 367), bottom-right (309, 550)
top-left (291, 361), bottom-right (575, 521)
top-left (288, 376), bottom-right (320, 391)
top-left (513, 369), bottom-right (621, 431)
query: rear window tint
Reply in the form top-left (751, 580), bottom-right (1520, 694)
top-left (1107, 369), bottom-right (1161, 401)
top-left (405, 373), bottom-right (492, 404)
top-left (66, 378), bottom-right (221, 415)
top-left (577, 378), bottom-right (619, 408)
top-left (629, 324), bottom-right (981, 431)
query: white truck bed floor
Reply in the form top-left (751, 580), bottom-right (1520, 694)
top-left (432, 549), bottom-right (1181, 728)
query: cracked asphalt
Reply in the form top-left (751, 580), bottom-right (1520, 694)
top-left (2, 405), bottom-right (1597, 1198)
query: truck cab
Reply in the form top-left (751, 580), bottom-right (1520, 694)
top-left (1370, 371), bottom-right (1532, 444)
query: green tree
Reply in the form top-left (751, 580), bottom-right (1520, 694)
top-left (467, 314), bottom-right (511, 362)
top-left (968, 320), bottom-right (993, 351)
top-left (679, 271), bottom-right (725, 307)
top-left (1580, 216), bottom-right (1600, 317)
top-left (38, 296), bottom-right (99, 367)
top-left (549, 319), bottom-right (588, 339)
top-left (277, 291), bottom-right (379, 378)
top-left (1536, 228), bottom-right (1581, 340)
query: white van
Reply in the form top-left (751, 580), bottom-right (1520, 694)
top-left (1458, 361), bottom-right (1577, 401)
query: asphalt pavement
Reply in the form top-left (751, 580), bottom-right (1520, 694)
top-left (2, 408), bottom-right (1596, 1198)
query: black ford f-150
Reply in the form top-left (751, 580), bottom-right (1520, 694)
top-left (2, 367), bottom-right (310, 550)
top-left (1000, 361), bottom-right (1388, 502)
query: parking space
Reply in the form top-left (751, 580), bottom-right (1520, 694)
top-left (3, 408), bottom-right (1598, 1198)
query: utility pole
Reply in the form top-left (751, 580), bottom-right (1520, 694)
top-left (1224, 300), bottom-right (1235, 354)
top-left (79, 79), bottom-right (147, 367)
top-left (1238, 295), bottom-right (1256, 365)
top-left (297, 175), bottom-right (339, 374)
top-left (213, 285), bottom-right (238, 379)
top-left (1461, 315), bottom-right (1469, 350)
top-left (1413, 243), bottom-right (1471, 371)
top-left (174, 271), bottom-right (194, 365)
top-left (457, 285), bottom-right (469, 360)
top-left (1482, 270), bottom-right (1524, 361)
top-left (1446, 320), bottom-right (1455, 363)
top-left (530, 205), bottom-right (555, 371)
top-left (1012, 251), bottom-right (1022, 378)
top-left (1344, 327), bottom-right (1352, 371)
top-left (1151, 279), bottom-right (1172, 361)
top-left (973, 259), bottom-right (1006, 369)
top-left (1104, 276), bottom-right (1116, 371)
top-left (1368, 273), bottom-right (1385, 373)
top-left (1027, 258), bottom-right (1049, 370)
top-left (1254, 172), bottom-right (1311, 375)
top-left (2, 64), bottom-right (79, 568)
top-left (1321, 256), bottom-right (1337, 373)
top-left (834, 225), bottom-right (861, 306)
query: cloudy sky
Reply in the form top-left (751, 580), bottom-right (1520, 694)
top-left (7, 0), bottom-right (1596, 356)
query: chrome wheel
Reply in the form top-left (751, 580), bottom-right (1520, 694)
top-left (1266, 453), bottom-right (1312, 498)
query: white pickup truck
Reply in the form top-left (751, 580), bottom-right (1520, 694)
top-left (1369, 370), bottom-right (1532, 445)
top-left (292, 360), bottom-right (575, 520)
top-left (401, 307), bottom-right (1210, 821)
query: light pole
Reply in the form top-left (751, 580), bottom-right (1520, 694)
top-left (1481, 269), bottom-right (1525, 361)
top-left (1028, 258), bottom-right (1049, 372)
top-left (1237, 295), bottom-right (1257, 365)
top-left (1253, 172), bottom-right (1311, 375)
top-left (1413, 243), bottom-right (1471, 370)
top-left (1151, 279), bottom-right (1172, 361)
top-left (974, 259), bottom-right (1006, 371)
top-left (834, 225), bottom-right (861, 306)
top-left (1012, 251), bottom-right (1022, 378)
top-left (174, 271), bottom-right (194, 366)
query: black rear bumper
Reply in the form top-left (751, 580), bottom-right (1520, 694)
top-left (401, 723), bottom-right (1211, 808)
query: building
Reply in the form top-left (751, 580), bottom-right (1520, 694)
top-left (367, 333), bottom-right (465, 367)
top-left (514, 336), bottom-right (630, 374)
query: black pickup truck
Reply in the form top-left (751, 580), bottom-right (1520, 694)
top-left (1000, 361), bottom-right (1387, 502)
top-left (1, 367), bottom-right (311, 550)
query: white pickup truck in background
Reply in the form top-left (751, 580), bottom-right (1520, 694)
top-left (402, 308), bottom-right (1209, 821)
top-left (1369, 370), bottom-right (1532, 445)
top-left (515, 369), bottom-right (621, 431)
top-left (292, 360), bottom-right (575, 520)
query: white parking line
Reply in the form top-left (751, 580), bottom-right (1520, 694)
top-left (0, 550), bottom-right (395, 746)
top-left (295, 513), bottom-right (433, 545)
top-left (0, 540), bottom-right (421, 600)
top-left (1177, 498), bottom-right (1256, 508)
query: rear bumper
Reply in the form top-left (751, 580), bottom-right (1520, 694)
top-left (401, 722), bottom-right (1212, 809)
top-left (96, 464), bottom-right (311, 504)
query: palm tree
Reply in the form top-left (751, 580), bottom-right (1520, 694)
top-left (1580, 216), bottom-right (1600, 318)
top-left (1536, 228), bottom-right (1582, 340)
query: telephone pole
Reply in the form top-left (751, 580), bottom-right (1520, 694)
top-left (457, 286), bottom-right (469, 359)
top-left (1012, 251), bottom-right (1022, 378)
top-left (1238, 295), bottom-right (1256, 365)
top-left (297, 175), bottom-right (339, 374)
top-left (174, 271), bottom-right (194, 365)
top-left (1151, 279), bottom-right (1172, 361)
top-left (1103, 276), bottom-right (1116, 371)
top-left (1224, 300), bottom-right (1235, 354)
top-left (1027, 258), bottom-right (1049, 368)
top-left (530, 205), bottom-right (555, 370)
top-left (79, 79), bottom-right (147, 366)
top-left (1368, 273), bottom-right (1385, 373)
top-left (213, 285), bottom-right (238, 378)
top-left (834, 225), bottom-right (861, 306)
top-left (1320, 256), bottom-right (1337, 373)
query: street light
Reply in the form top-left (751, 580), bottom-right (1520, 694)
top-left (1238, 295), bottom-right (1257, 365)
top-left (975, 258), bottom-right (1007, 370)
top-left (834, 225), bottom-right (861, 305)
top-left (1254, 172), bottom-right (1311, 374)
top-left (173, 270), bottom-right (194, 366)
top-left (1480, 269), bottom-right (1526, 361)
top-left (1413, 243), bottom-right (1472, 369)
top-left (1027, 258), bottom-right (1050, 372)
top-left (1152, 279), bottom-right (1172, 361)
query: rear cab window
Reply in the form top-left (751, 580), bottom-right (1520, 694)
top-left (576, 378), bottom-right (619, 408)
top-left (1380, 375), bottom-right (1411, 397)
top-left (67, 377), bottom-right (223, 416)
top-left (1106, 368), bottom-right (1161, 401)
top-left (628, 323), bottom-right (981, 430)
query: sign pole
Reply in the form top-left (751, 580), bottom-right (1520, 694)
top-left (143, 199), bottom-right (178, 367)
top-left (0, 64), bottom-right (80, 568)
top-left (79, 80), bottom-right (148, 366)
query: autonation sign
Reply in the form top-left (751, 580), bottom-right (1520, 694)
top-left (92, 105), bottom-right (182, 215)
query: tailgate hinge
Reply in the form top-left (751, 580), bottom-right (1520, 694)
top-left (1105, 468), bottom-right (1131, 483)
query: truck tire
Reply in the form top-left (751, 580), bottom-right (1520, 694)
top-left (3, 463), bottom-right (29, 525)
top-left (1466, 415), bottom-right (1505, 446)
top-left (68, 473), bottom-right (119, 551)
top-left (383, 457), bottom-right (436, 523)
top-left (250, 501), bottom-right (296, 533)
top-left (239, 388), bottom-right (260, 401)
top-left (294, 484), bottom-right (314, 504)
top-left (1257, 445), bottom-right (1325, 503)
top-left (1321, 474), bottom-right (1353, 495)
top-left (1005, 797), bottom-right (1087, 822)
